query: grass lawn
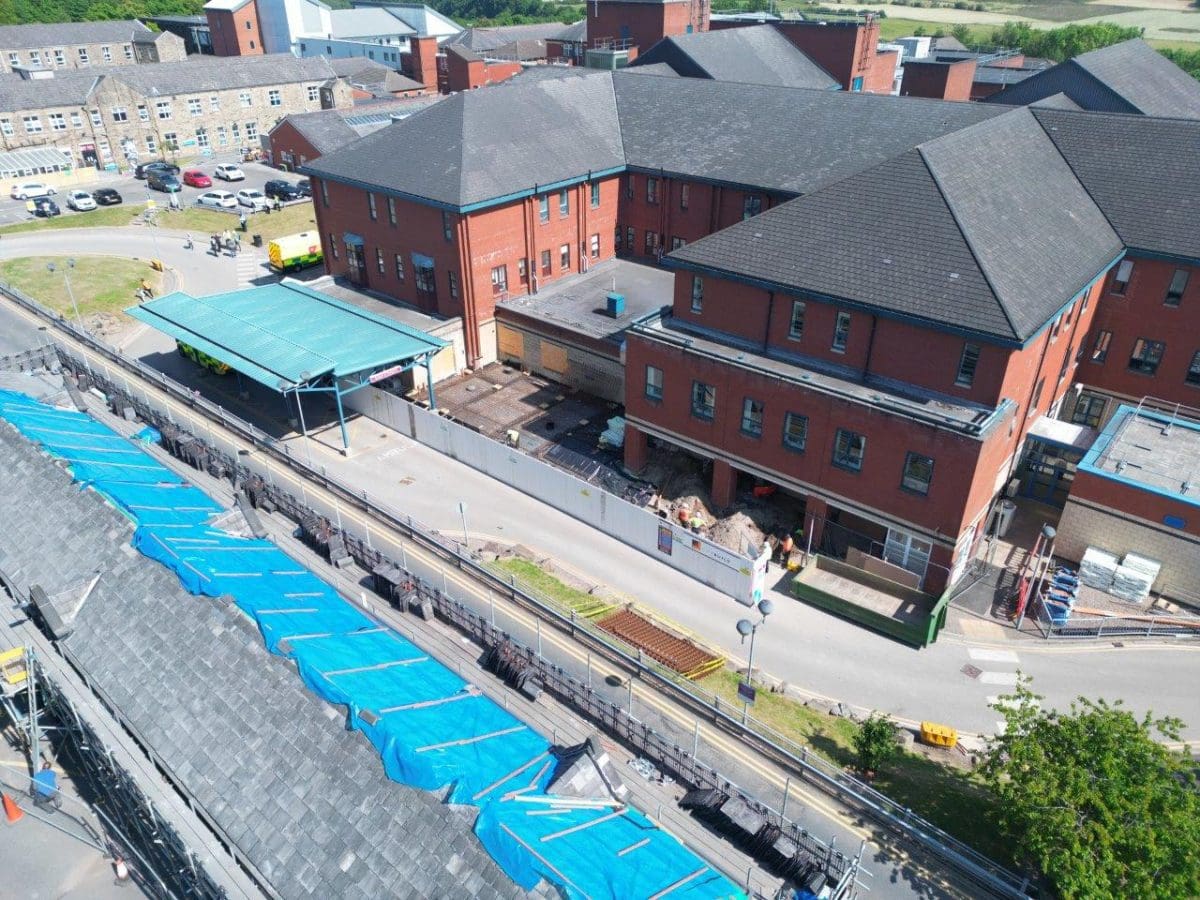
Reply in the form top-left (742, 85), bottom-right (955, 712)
top-left (0, 255), bottom-right (161, 321)
top-left (876, 18), bottom-right (1000, 41)
top-left (155, 201), bottom-right (320, 243)
top-left (0, 205), bottom-right (139, 234)
top-left (488, 557), bottom-right (620, 619)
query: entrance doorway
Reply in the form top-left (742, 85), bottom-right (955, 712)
top-left (346, 242), bottom-right (367, 287)
top-left (1020, 439), bottom-right (1081, 507)
top-left (883, 528), bottom-right (932, 587)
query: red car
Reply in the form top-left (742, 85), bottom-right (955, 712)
top-left (182, 170), bottom-right (212, 188)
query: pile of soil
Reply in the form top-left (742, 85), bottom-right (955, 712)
top-left (707, 511), bottom-right (766, 556)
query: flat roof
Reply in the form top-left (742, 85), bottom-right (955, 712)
top-left (496, 259), bottom-right (671, 344)
top-left (1081, 403), bottom-right (1200, 508)
top-left (127, 282), bottom-right (446, 390)
top-left (633, 313), bottom-right (1006, 437)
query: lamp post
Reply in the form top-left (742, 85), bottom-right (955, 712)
top-left (735, 597), bottom-right (774, 725)
top-left (46, 258), bottom-right (81, 328)
top-left (457, 501), bottom-right (469, 554)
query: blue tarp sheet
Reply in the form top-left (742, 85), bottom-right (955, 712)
top-left (0, 390), bottom-right (746, 899)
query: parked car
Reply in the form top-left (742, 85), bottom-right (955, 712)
top-left (66, 190), bottom-right (96, 211)
top-left (148, 171), bottom-right (182, 193)
top-left (214, 164), bottom-right (245, 182)
top-left (11, 182), bottom-right (55, 200)
top-left (182, 170), bottom-right (212, 188)
top-left (135, 161), bottom-right (180, 180)
top-left (236, 188), bottom-right (268, 211)
top-left (32, 198), bottom-right (61, 217)
top-left (196, 190), bottom-right (237, 208)
top-left (296, 178), bottom-right (311, 198)
top-left (93, 188), bottom-right (122, 206)
top-left (264, 179), bottom-right (302, 202)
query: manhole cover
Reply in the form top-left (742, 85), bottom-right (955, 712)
top-left (961, 664), bottom-right (982, 679)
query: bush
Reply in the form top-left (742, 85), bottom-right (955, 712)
top-left (853, 714), bottom-right (899, 775)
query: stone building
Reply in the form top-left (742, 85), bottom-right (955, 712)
top-left (0, 20), bottom-right (185, 74)
top-left (0, 53), bottom-right (351, 171)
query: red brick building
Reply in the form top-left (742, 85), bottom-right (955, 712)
top-left (587, 0), bottom-right (708, 55)
top-left (900, 58), bottom-right (975, 101)
top-left (204, 0), bottom-right (264, 56)
top-left (444, 45), bottom-right (523, 92)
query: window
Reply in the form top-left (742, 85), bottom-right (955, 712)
top-left (48, 113), bottom-right (66, 131)
top-left (216, 125), bottom-right (227, 146)
top-left (442, 210), bottom-right (452, 241)
top-left (646, 177), bottom-right (658, 205)
top-left (155, 100), bottom-right (172, 120)
top-left (590, 181), bottom-right (600, 208)
top-left (7, 53), bottom-right (18, 67)
top-left (559, 243), bottom-right (570, 271)
top-left (232, 122), bottom-right (240, 142)
top-left (671, 237), bottom-right (685, 250)
top-left (373, 247), bottom-right (384, 275)
top-left (137, 104), bottom-right (149, 122)
top-left (245, 18), bottom-right (252, 29)
top-left (0, 119), bottom-right (12, 137)
top-left (644, 231), bottom-right (658, 255)
top-left (1050, 314), bottom-right (1062, 341)
top-left (832, 429), bottom-right (866, 472)
top-left (491, 264), bottom-right (507, 293)
top-left (1128, 338), bottom-right (1165, 375)
top-left (320, 180), bottom-right (329, 207)
top-left (1165, 269), bottom-right (1189, 307)
top-left (625, 174), bottom-right (633, 199)
top-left (268, 90), bottom-right (281, 107)
top-left (1030, 378), bottom-right (1045, 412)
top-left (307, 84), bottom-right (319, 102)
top-left (1187, 351), bottom-right (1200, 386)
top-left (387, 197), bottom-right (396, 226)
top-left (539, 194), bottom-right (549, 223)
top-left (690, 276), bottom-right (703, 312)
top-left (413, 260), bottom-right (434, 292)
top-left (245, 122), bottom-right (258, 141)
top-left (77, 47), bottom-right (89, 64)
top-left (743, 194), bottom-right (762, 220)
top-left (69, 111), bottom-right (81, 129)
top-left (210, 95), bottom-right (220, 111)
top-left (1110, 259), bottom-right (1133, 295)
top-left (448, 270), bottom-right (458, 298)
top-left (645, 365), bottom-right (663, 401)
top-left (782, 413), bottom-right (807, 452)
top-left (1059, 343), bottom-right (1074, 382)
top-left (368, 192), bottom-right (377, 221)
top-left (901, 453), bottom-right (934, 495)
top-left (832, 311), bottom-right (851, 352)
top-left (517, 258), bottom-right (527, 281)
top-left (590, 233), bottom-right (600, 258)
top-left (89, 108), bottom-right (102, 126)
top-left (102, 45), bottom-right (111, 62)
top-left (788, 300), bottom-right (805, 340)
top-left (540, 250), bottom-right (551, 275)
top-left (123, 44), bottom-right (133, 60)
top-left (558, 188), bottom-right (568, 217)
top-left (1071, 393), bottom-right (1106, 428)
top-left (740, 398), bottom-right (764, 437)
top-left (691, 381), bottom-right (715, 420)
top-left (29, 51), bottom-right (40, 66)
top-left (852, 76), bottom-right (864, 91)
top-left (680, 182), bottom-right (689, 210)
top-left (145, 136), bottom-right (157, 153)
top-left (239, 91), bottom-right (252, 108)
top-left (53, 49), bottom-right (65, 66)
top-left (22, 116), bottom-right (42, 134)
top-left (195, 127), bottom-right (209, 148)
top-left (625, 226), bottom-right (634, 253)
top-left (955, 342), bottom-right (980, 387)
top-left (162, 131), bottom-right (177, 149)
top-left (1090, 329), bottom-right (1111, 363)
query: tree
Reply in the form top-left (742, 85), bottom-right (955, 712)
top-left (950, 24), bottom-right (971, 46)
top-left (852, 713), bottom-right (899, 776)
top-left (983, 677), bottom-right (1200, 899)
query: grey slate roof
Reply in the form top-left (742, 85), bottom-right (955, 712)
top-left (669, 108), bottom-right (1123, 343)
top-left (447, 23), bottom-right (566, 53)
top-left (0, 19), bottom-right (150, 49)
top-left (330, 58), bottom-right (425, 95)
top-left (987, 39), bottom-right (1200, 119)
top-left (277, 108), bottom-right (360, 154)
top-left (551, 20), bottom-right (587, 42)
top-left (1035, 107), bottom-right (1200, 261)
top-left (634, 26), bottom-right (838, 90)
top-left (0, 421), bottom-right (529, 900)
top-left (329, 7), bottom-right (416, 38)
top-left (0, 70), bottom-right (98, 112)
top-left (101, 53), bottom-right (337, 96)
top-left (306, 70), bottom-right (625, 207)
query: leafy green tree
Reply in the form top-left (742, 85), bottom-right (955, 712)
top-left (852, 713), bottom-right (899, 775)
top-left (984, 677), bottom-right (1200, 900)
top-left (950, 23), bottom-right (971, 46)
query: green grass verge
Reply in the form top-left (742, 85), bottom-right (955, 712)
top-left (0, 205), bottom-right (139, 234)
top-left (156, 201), bottom-right (320, 243)
top-left (488, 557), bottom-right (619, 619)
top-left (0, 255), bottom-right (161, 320)
top-left (876, 18), bottom-right (1000, 41)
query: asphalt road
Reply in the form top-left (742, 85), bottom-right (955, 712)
top-left (0, 150), bottom-right (304, 228)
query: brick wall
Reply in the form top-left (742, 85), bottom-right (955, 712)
top-left (0, 38), bottom-right (149, 72)
top-left (207, 3), bottom-right (264, 57)
top-left (901, 59), bottom-right (975, 101)
top-left (587, 0), bottom-right (699, 52)
top-left (267, 120), bottom-right (322, 169)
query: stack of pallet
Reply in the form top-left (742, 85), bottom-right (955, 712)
top-left (1079, 546), bottom-right (1120, 591)
top-left (1110, 552), bottom-right (1161, 603)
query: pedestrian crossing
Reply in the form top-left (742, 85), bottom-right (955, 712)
top-left (235, 251), bottom-right (262, 288)
top-left (965, 646), bottom-right (1022, 733)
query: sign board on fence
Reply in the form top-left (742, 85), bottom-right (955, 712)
top-left (748, 542), bottom-right (771, 604)
top-left (737, 681), bottom-right (756, 705)
top-left (369, 363), bottom-right (407, 384)
top-left (657, 523), bottom-right (673, 556)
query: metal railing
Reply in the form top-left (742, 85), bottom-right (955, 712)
top-left (2, 285), bottom-right (1033, 898)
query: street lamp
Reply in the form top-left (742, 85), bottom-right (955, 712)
top-left (46, 259), bottom-right (81, 328)
top-left (735, 597), bottom-right (774, 724)
top-left (457, 501), bottom-right (469, 554)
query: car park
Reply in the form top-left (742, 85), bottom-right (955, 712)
top-left (32, 197), bottom-right (60, 217)
top-left (182, 170), bottom-right (212, 188)
top-left (93, 188), bottom-right (122, 205)
top-left (236, 188), bottom-right (268, 211)
top-left (148, 171), bottom-right (182, 193)
top-left (135, 161), bottom-right (180, 180)
top-left (66, 190), bottom-right (96, 211)
top-left (264, 179), bottom-right (302, 202)
top-left (214, 164), bottom-right (245, 182)
top-left (11, 182), bottom-right (55, 199)
top-left (196, 190), bottom-right (237, 208)
top-left (296, 179), bottom-right (311, 198)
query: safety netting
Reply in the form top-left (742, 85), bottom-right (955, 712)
top-left (0, 390), bottom-right (746, 900)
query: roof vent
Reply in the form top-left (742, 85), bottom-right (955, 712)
top-left (339, 851), bottom-right (357, 873)
top-left (1183, 481), bottom-right (1193, 495)
top-left (1116, 459), bottom-right (1127, 474)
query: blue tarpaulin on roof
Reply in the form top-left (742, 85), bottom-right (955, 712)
top-left (0, 389), bottom-right (746, 900)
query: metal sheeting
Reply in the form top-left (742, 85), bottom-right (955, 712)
top-left (0, 146), bottom-right (73, 178)
top-left (126, 281), bottom-right (446, 389)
